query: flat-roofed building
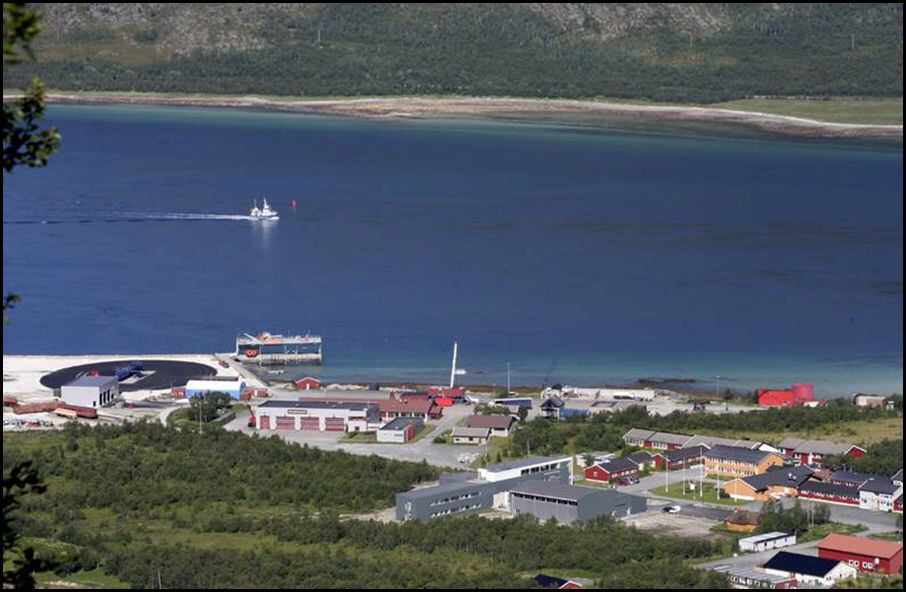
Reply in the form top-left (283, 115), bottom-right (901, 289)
top-left (739, 532), bottom-right (797, 553)
top-left (396, 456), bottom-right (570, 521)
top-left (255, 400), bottom-right (380, 432)
top-left (61, 375), bottom-right (119, 408)
top-left (376, 417), bottom-right (423, 443)
top-left (710, 565), bottom-right (797, 589)
top-left (185, 378), bottom-right (245, 399)
top-left (509, 481), bottom-right (646, 524)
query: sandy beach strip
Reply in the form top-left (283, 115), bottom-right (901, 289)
top-left (5, 92), bottom-right (903, 139)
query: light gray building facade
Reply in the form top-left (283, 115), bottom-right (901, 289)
top-left (396, 456), bottom-right (570, 521)
top-left (61, 375), bottom-right (120, 408)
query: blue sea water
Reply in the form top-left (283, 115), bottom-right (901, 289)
top-left (3, 104), bottom-right (902, 395)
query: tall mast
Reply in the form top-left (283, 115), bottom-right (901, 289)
top-left (449, 341), bottom-right (458, 388)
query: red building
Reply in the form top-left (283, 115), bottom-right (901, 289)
top-left (584, 457), bottom-right (639, 482)
top-left (817, 534), bottom-right (903, 575)
top-left (757, 383), bottom-right (813, 407)
top-left (294, 376), bottom-right (322, 390)
top-left (378, 397), bottom-right (442, 420)
top-left (798, 480), bottom-right (861, 506)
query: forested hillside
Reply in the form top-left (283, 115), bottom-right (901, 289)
top-left (3, 3), bottom-right (903, 102)
top-left (3, 422), bottom-right (731, 588)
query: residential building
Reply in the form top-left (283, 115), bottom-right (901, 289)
top-left (859, 477), bottom-right (903, 512)
top-left (509, 481), bottom-right (646, 524)
top-left (704, 445), bottom-right (784, 478)
top-left (762, 551), bottom-right (857, 587)
top-left (626, 450), bottom-right (653, 470)
top-left (724, 465), bottom-right (814, 501)
top-left (828, 471), bottom-right (874, 488)
top-left (817, 534), bottom-right (903, 575)
top-left (777, 437), bottom-right (865, 466)
top-left (622, 428), bottom-right (655, 448)
top-left (60, 375), bottom-right (119, 408)
top-left (533, 574), bottom-right (583, 589)
top-left (584, 456), bottom-right (639, 482)
top-left (464, 414), bottom-right (516, 437)
top-left (452, 426), bottom-right (491, 445)
top-left (797, 480), bottom-right (861, 507)
top-left (652, 446), bottom-right (707, 470)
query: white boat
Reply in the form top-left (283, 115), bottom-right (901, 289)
top-left (249, 198), bottom-right (279, 220)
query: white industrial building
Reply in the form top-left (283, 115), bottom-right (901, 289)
top-left (738, 532), bottom-right (796, 553)
top-left (255, 400), bottom-right (381, 432)
top-left (61, 375), bottom-right (119, 408)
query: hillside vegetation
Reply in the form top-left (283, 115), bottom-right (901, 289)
top-left (4, 3), bottom-right (903, 103)
top-left (3, 422), bottom-right (732, 588)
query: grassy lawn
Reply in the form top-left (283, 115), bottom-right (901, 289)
top-left (36, 568), bottom-right (131, 589)
top-left (861, 531), bottom-right (902, 542)
top-left (795, 522), bottom-right (867, 543)
top-left (711, 97), bottom-right (903, 125)
top-left (649, 482), bottom-right (744, 506)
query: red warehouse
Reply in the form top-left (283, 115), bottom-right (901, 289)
top-left (818, 534), bottom-right (903, 575)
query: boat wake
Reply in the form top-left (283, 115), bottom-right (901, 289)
top-left (4, 212), bottom-right (256, 225)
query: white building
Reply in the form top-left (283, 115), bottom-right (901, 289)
top-left (255, 400), bottom-right (381, 432)
top-left (859, 478), bottom-right (903, 512)
top-left (739, 532), bottom-right (796, 553)
top-left (185, 378), bottom-right (245, 399)
top-left (477, 456), bottom-right (571, 483)
top-left (61, 375), bottom-right (119, 408)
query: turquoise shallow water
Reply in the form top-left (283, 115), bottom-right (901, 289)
top-left (3, 104), bottom-right (902, 395)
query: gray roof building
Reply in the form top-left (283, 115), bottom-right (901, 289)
top-left (509, 481), bottom-right (647, 523)
top-left (705, 445), bottom-right (775, 464)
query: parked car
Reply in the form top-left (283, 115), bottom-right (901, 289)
top-left (617, 477), bottom-right (632, 486)
top-left (662, 505), bottom-right (681, 514)
top-left (627, 475), bottom-right (640, 485)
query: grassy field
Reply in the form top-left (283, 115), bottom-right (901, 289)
top-left (711, 98), bottom-right (903, 125)
top-left (796, 522), bottom-right (867, 543)
top-left (649, 482), bottom-right (744, 506)
top-left (691, 415), bottom-right (903, 447)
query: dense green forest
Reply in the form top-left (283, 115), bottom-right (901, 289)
top-left (502, 400), bottom-right (903, 461)
top-left (3, 3), bottom-right (902, 102)
top-left (3, 422), bottom-right (731, 588)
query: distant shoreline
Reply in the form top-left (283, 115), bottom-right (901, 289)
top-left (4, 91), bottom-right (903, 139)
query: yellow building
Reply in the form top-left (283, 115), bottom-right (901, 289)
top-left (723, 465), bottom-right (815, 501)
top-left (704, 445), bottom-right (784, 479)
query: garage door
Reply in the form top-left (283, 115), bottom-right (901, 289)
top-left (260, 416), bottom-right (270, 430)
top-left (275, 416), bottom-right (296, 430)
top-left (300, 417), bottom-right (320, 431)
top-left (324, 417), bottom-right (345, 432)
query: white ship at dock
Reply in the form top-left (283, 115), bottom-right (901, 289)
top-left (236, 332), bottom-right (322, 365)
